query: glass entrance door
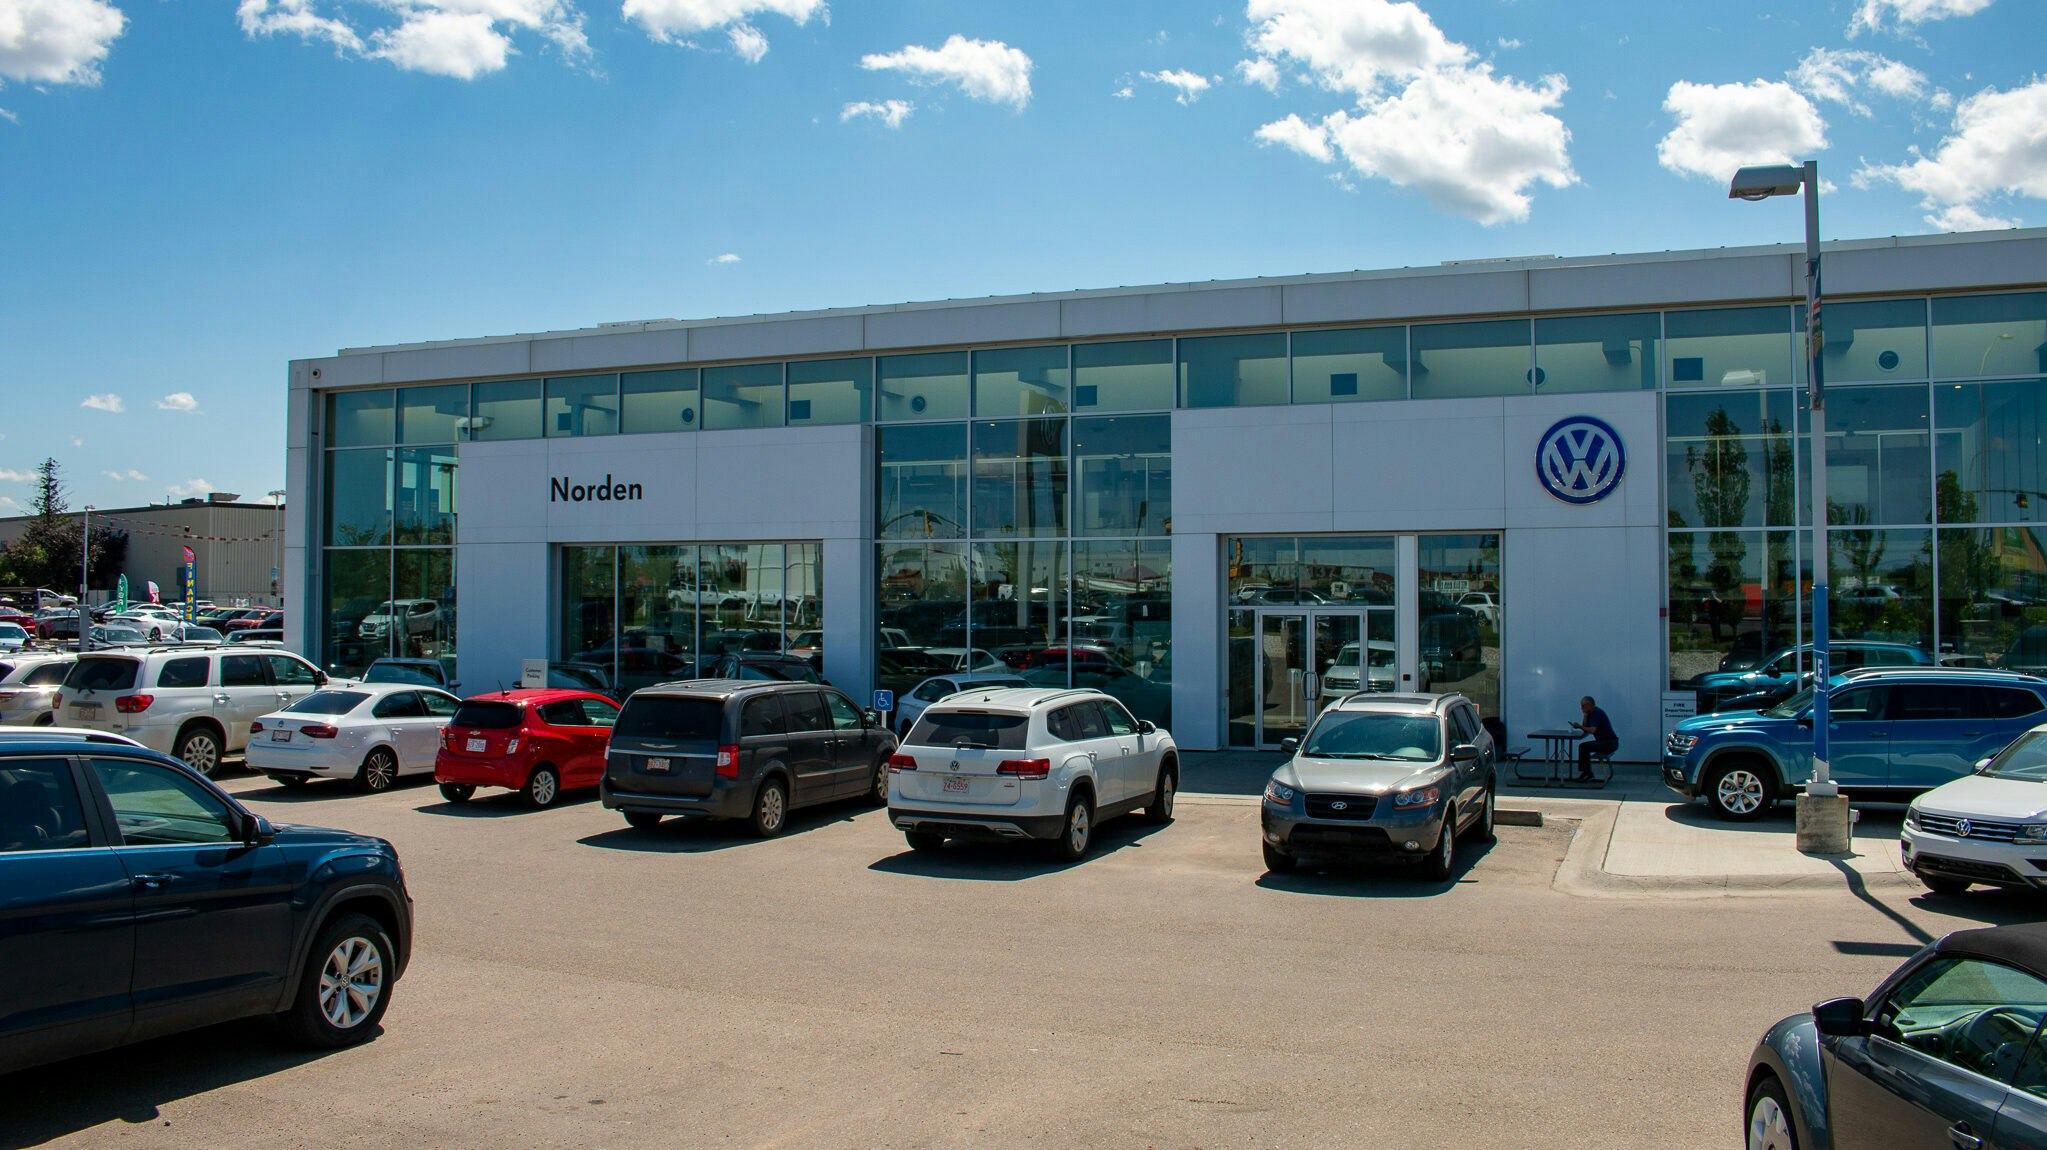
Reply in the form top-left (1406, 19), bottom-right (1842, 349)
top-left (1253, 608), bottom-right (1385, 748)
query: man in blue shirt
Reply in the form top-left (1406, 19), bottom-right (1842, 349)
top-left (1573, 695), bottom-right (1617, 781)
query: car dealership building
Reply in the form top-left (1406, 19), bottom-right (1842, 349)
top-left (283, 228), bottom-right (2047, 754)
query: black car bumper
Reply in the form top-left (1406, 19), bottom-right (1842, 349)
top-left (602, 776), bottom-right (754, 820)
top-left (889, 806), bottom-right (1067, 841)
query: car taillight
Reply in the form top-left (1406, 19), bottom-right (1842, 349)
top-left (506, 734), bottom-right (523, 753)
top-left (53, 693), bottom-right (62, 708)
top-left (715, 745), bottom-right (740, 778)
top-left (250, 720), bottom-right (264, 733)
top-left (0, 691), bottom-right (20, 702)
top-left (887, 753), bottom-right (918, 772)
top-left (997, 758), bottom-right (1051, 779)
top-left (115, 694), bottom-right (154, 714)
top-left (302, 723), bottom-right (339, 739)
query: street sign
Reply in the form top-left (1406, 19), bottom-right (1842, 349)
top-left (873, 690), bottom-right (895, 713)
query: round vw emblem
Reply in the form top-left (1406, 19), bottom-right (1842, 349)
top-left (1537, 415), bottom-right (1626, 505)
top-left (1957, 819), bottom-right (1973, 838)
top-left (1330, 801), bottom-right (1348, 811)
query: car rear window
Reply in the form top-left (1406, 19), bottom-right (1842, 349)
top-left (451, 701), bottom-right (523, 729)
top-left (614, 697), bottom-right (724, 741)
top-left (907, 710), bottom-right (1030, 751)
top-left (64, 657), bottom-right (141, 692)
top-left (286, 690), bottom-right (369, 716)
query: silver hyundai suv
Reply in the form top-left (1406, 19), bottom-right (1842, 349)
top-left (58, 645), bottom-right (332, 776)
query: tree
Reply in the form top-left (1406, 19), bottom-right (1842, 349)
top-left (0, 459), bottom-right (129, 592)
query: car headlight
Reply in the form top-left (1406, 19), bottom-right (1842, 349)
top-left (1392, 786), bottom-right (1441, 810)
top-left (2019, 823), bottom-right (2047, 842)
top-left (1667, 734), bottom-right (1699, 754)
top-left (1904, 806), bottom-right (1920, 830)
top-left (1263, 780), bottom-right (1296, 806)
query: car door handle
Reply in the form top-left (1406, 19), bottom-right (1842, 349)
top-left (1951, 1122), bottom-right (1983, 1150)
top-left (214, 693), bottom-right (230, 704)
top-left (131, 873), bottom-right (176, 891)
top-left (1087, 751), bottom-right (1098, 762)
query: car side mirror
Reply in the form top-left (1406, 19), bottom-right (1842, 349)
top-left (451, 681), bottom-right (462, 692)
top-left (1135, 719), bottom-right (1156, 734)
top-left (1279, 737), bottom-right (1299, 754)
top-left (1977, 756), bottom-right (1995, 773)
top-left (314, 671), bottom-right (329, 687)
top-left (1796, 715), bottom-right (1814, 728)
top-left (1812, 997), bottom-right (1871, 1038)
top-left (1451, 743), bottom-right (1481, 762)
top-left (865, 709), bottom-right (882, 728)
top-left (245, 814), bottom-right (277, 847)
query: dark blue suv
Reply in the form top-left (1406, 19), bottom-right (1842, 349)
top-left (0, 738), bottom-right (412, 1076)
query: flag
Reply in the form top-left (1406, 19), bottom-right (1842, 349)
top-left (115, 575), bottom-right (128, 613)
top-left (147, 581), bottom-right (160, 604)
top-left (181, 547), bottom-right (197, 622)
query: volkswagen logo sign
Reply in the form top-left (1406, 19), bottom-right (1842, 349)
top-left (1957, 819), bottom-right (1973, 838)
top-left (1536, 415), bottom-right (1626, 505)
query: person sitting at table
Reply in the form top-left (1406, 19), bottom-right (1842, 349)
top-left (1571, 695), bottom-right (1617, 781)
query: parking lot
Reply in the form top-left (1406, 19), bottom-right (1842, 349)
top-left (7, 767), bottom-right (2040, 1150)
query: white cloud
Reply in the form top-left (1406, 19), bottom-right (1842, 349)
top-left (0, 0), bottom-right (126, 87)
top-left (0, 496), bottom-right (20, 511)
top-left (0, 467), bottom-right (38, 482)
top-left (1861, 77), bottom-right (2047, 231)
top-left (839, 98), bottom-right (912, 128)
top-left (69, 437), bottom-right (81, 446)
top-left (621, 0), bottom-right (822, 63)
top-left (80, 393), bottom-right (124, 412)
top-left (1236, 0), bottom-right (1575, 224)
top-left (1791, 47), bottom-right (1926, 116)
top-left (101, 468), bottom-right (147, 481)
top-left (1141, 68), bottom-right (1211, 105)
top-left (707, 251), bottom-right (740, 264)
top-left (235, 0), bottom-right (589, 79)
top-left (167, 479), bottom-right (215, 499)
top-left (1849, 0), bottom-right (1994, 36)
top-left (236, 0), bottom-right (362, 53)
top-left (1656, 79), bottom-right (1827, 183)
top-left (373, 10), bottom-right (506, 78)
top-left (1113, 84), bottom-right (1133, 98)
top-left (1496, 37), bottom-right (1521, 50)
top-left (156, 391), bottom-right (201, 413)
top-left (861, 35), bottom-right (1032, 110)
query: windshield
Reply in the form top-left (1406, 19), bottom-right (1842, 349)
top-left (368, 601), bottom-right (397, 616)
top-left (1985, 731), bottom-right (2047, 782)
top-left (1764, 687), bottom-right (1816, 718)
top-left (1299, 711), bottom-right (1443, 761)
top-left (365, 663), bottom-right (439, 686)
top-left (907, 710), bottom-right (1030, 751)
top-left (286, 690), bottom-right (369, 716)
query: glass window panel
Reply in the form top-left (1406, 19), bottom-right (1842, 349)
top-left (787, 542), bottom-right (822, 634)
top-left (1228, 536), bottom-right (1299, 603)
top-left (700, 543), bottom-right (784, 655)
top-left (1932, 292), bottom-right (2047, 379)
top-left (1938, 526), bottom-right (2047, 667)
top-left (877, 351), bottom-right (969, 421)
top-left (702, 363), bottom-right (784, 430)
top-left (1072, 339), bottom-right (1174, 411)
top-left (877, 542), bottom-right (971, 692)
top-left (324, 448), bottom-right (392, 547)
top-left (1178, 332), bottom-right (1288, 408)
top-left (1291, 327), bottom-right (1406, 404)
top-left (322, 548), bottom-right (390, 677)
top-left (1418, 534), bottom-right (1501, 718)
top-left (1072, 415), bottom-right (1171, 536)
top-left (621, 369), bottom-right (700, 434)
top-left (395, 447), bottom-right (457, 546)
top-left (544, 375), bottom-right (619, 437)
top-left (470, 379), bottom-right (542, 441)
top-left (397, 384), bottom-right (467, 445)
top-left (1803, 385), bottom-right (1931, 527)
top-left (1072, 541), bottom-right (1172, 727)
top-left (326, 390), bottom-right (394, 447)
top-left (393, 548), bottom-right (454, 662)
top-left (1665, 391), bottom-right (1798, 530)
top-left (1827, 528), bottom-right (1932, 652)
top-left (1824, 299), bottom-right (1927, 383)
top-left (1408, 319), bottom-right (1532, 400)
top-left (1935, 381), bottom-right (2047, 526)
top-left (878, 424), bottom-right (968, 539)
top-left (973, 346), bottom-right (1070, 417)
top-left (619, 545), bottom-right (696, 695)
top-left (976, 541), bottom-right (1067, 678)
top-left (1535, 313), bottom-right (1660, 394)
top-left (971, 419), bottom-right (1068, 538)
top-left (786, 357), bottom-right (870, 426)
top-left (1667, 529), bottom-right (1799, 687)
top-left (1666, 306), bottom-right (1796, 390)
top-left (559, 546), bottom-right (616, 684)
top-left (1300, 537), bottom-right (1397, 605)
top-left (1227, 607), bottom-right (1257, 745)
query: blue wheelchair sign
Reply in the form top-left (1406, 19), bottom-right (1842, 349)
top-left (873, 690), bottom-right (895, 713)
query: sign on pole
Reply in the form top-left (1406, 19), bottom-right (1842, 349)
top-left (872, 690), bottom-right (895, 713)
top-left (115, 575), bottom-right (128, 613)
top-left (180, 546), bottom-right (197, 622)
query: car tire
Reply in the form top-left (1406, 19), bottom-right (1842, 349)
top-left (1469, 784), bottom-right (1497, 843)
top-left (281, 912), bottom-right (394, 1049)
top-left (522, 765), bottom-right (561, 809)
top-left (356, 748), bottom-right (399, 794)
top-left (1706, 761), bottom-right (1774, 822)
top-left (624, 810), bottom-right (662, 830)
top-left (1420, 810), bottom-right (1456, 882)
top-left (1745, 1074), bottom-right (1800, 1150)
top-left (1262, 841), bottom-right (1296, 873)
top-left (1142, 761), bottom-right (1177, 825)
top-left (273, 774), bottom-right (310, 789)
top-left (869, 757), bottom-right (890, 806)
top-left (174, 725), bottom-right (223, 778)
top-left (905, 829), bottom-right (946, 852)
top-left (749, 778), bottom-right (789, 838)
top-left (438, 782), bottom-right (475, 803)
top-left (1920, 872), bottom-right (1971, 897)
top-left (1053, 793), bottom-right (1094, 862)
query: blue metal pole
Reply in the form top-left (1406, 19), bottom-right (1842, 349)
top-left (1804, 159), bottom-right (1834, 795)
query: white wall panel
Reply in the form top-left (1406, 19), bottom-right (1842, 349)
top-left (1501, 525), bottom-right (1663, 761)
top-left (456, 541), bottom-right (549, 693)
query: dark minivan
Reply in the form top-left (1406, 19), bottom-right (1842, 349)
top-left (600, 680), bottom-right (896, 836)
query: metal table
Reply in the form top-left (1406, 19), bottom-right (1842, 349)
top-left (1521, 727), bottom-right (1590, 785)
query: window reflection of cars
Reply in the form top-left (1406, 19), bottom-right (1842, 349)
top-left (1419, 614), bottom-right (1482, 683)
top-left (1319, 640), bottom-right (1396, 698)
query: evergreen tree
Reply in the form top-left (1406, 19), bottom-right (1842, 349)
top-left (0, 459), bottom-right (129, 592)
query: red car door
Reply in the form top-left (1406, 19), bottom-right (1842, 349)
top-left (573, 696), bottom-right (620, 784)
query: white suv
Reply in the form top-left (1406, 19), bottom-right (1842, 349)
top-left (57, 646), bottom-right (331, 776)
top-left (886, 687), bottom-right (1178, 860)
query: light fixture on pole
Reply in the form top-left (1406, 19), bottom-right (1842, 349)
top-left (1729, 159), bottom-right (1850, 854)
top-left (269, 489), bottom-right (286, 605)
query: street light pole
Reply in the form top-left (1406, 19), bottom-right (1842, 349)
top-left (79, 506), bottom-right (93, 651)
top-left (269, 489), bottom-right (286, 606)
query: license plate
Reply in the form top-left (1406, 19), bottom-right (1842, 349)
top-left (644, 757), bottom-right (670, 773)
top-left (466, 738), bottom-right (487, 752)
top-left (73, 702), bottom-right (100, 717)
top-left (943, 777), bottom-right (970, 793)
top-left (271, 729), bottom-right (292, 742)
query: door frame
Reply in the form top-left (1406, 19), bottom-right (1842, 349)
top-left (1250, 607), bottom-right (1392, 749)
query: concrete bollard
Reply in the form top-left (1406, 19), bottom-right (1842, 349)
top-left (1796, 793), bottom-right (1853, 855)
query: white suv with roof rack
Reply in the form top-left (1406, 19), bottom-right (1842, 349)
top-left (56, 645), bottom-right (332, 776)
top-left (886, 687), bottom-right (1178, 860)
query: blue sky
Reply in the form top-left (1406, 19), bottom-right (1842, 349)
top-left (1, 0), bottom-right (2040, 511)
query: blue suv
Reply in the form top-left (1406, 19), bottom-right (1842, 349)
top-left (1690, 640), bottom-right (1932, 712)
top-left (1665, 668), bottom-right (2047, 820)
top-left (0, 738), bottom-right (412, 1075)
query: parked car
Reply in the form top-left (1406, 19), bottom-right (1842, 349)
top-left (886, 687), bottom-right (1178, 860)
top-left (433, 688), bottom-right (620, 808)
top-left (1692, 640), bottom-right (1933, 711)
top-left (893, 670), bottom-right (1034, 735)
top-left (247, 684), bottom-right (464, 792)
top-left (0, 622), bottom-right (31, 653)
top-left (1318, 640), bottom-right (1397, 700)
top-left (1665, 667), bottom-right (2047, 820)
top-left (227, 627), bottom-right (286, 645)
top-left (698, 651), bottom-right (823, 684)
top-left (0, 654), bottom-right (73, 726)
top-left (1699, 671), bottom-right (1815, 715)
top-left (1745, 922), bottom-right (2047, 1150)
top-left (0, 738), bottom-right (412, 1075)
top-left (1419, 613), bottom-right (1484, 684)
top-left (221, 607), bottom-right (282, 634)
top-left (921, 647), bottom-right (1008, 673)
top-left (358, 599), bottom-right (439, 642)
top-left (1902, 720), bottom-right (2047, 894)
top-left (1456, 592), bottom-right (1500, 627)
top-left (547, 660), bottom-right (617, 697)
top-left (602, 680), bottom-right (896, 834)
top-left (87, 624), bottom-right (152, 648)
top-left (159, 622), bottom-right (225, 644)
top-left (1259, 692), bottom-right (1496, 878)
top-left (57, 646), bottom-right (331, 775)
top-left (362, 657), bottom-right (459, 692)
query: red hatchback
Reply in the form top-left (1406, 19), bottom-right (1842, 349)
top-left (434, 689), bottom-right (620, 808)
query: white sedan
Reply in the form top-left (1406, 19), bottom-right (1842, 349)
top-left (893, 670), bottom-right (1032, 735)
top-left (245, 683), bottom-right (462, 793)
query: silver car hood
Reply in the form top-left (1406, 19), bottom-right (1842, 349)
top-left (1285, 755), bottom-right (1440, 793)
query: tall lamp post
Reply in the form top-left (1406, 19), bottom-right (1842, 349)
top-left (268, 489), bottom-right (286, 606)
top-left (1729, 159), bottom-right (1850, 853)
top-left (79, 505), bottom-right (94, 651)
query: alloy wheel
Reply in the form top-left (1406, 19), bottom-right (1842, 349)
top-left (317, 936), bottom-right (384, 1030)
top-left (1746, 1093), bottom-right (1794, 1150)
top-left (530, 770), bottom-right (558, 806)
top-left (1068, 802), bottom-right (1090, 854)
top-left (180, 733), bottom-right (219, 776)
top-left (760, 785), bottom-right (785, 832)
top-left (365, 751), bottom-right (396, 792)
top-left (1158, 771), bottom-right (1175, 819)
top-left (1716, 770), bottom-right (1766, 816)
